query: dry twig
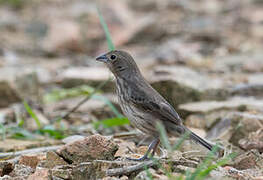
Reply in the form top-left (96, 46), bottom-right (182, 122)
top-left (0, 145), bottom-right (62, 159)
top-left (105, 158), bottom-right (198, 176)
top-left (57, 78), bottom-right (111, 121)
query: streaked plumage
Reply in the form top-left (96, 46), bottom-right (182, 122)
top-left (96, 50), bottom-right (213, 160)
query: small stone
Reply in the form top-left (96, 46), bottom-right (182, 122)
top-left (185, 114), bottom-right (206, 129)
top-left (10, 164), bottom-right (34, 177)
top-left (207, 112), bottom-right (263, 145)
top-left (230, 83), bottom-right (263, 97)
top-left (62, 135), bottom-right (85, 144)
top-left (135, 168), bottom-right (158, 180)
top-left (58, 67), bottom-right (114, 91)
top-left (0, 108), bottom-right (15, 124)
top-left (0, 81), bottom-right (20, 108)
top-left (213, 52), bottom-right (263, 73)
top-left (239, 129), bottom-right (263, 153)
top-left (203, 110), bottom-right (229, 129)
top-left (15, 72), bottom-right (40, 102)
top-left (114, 139), bottom-right (136, 157)
top-left (27, 167), bottom-right (51, 180)
top-left (51, 176), bottom-right (64, 180)
top-left (42, 21), bottom-right (82, 53)
top-left (57, 134), bottom-right (118, 163)
top-left (120, 176), bottom-right (129, 180)
top-left (102, 177), bottom-right (119, 180)
top-left (51, 165), bottom-right (73, 180)
top-left (206, 117), bottom-right (232, 141)
top-left (72, 160), bottom-right (126, 180)
top-left (59, 67), bottom-right (111, 83)
top-left (0, 175), bottom-right (13, 180)
top-left (179, 97), bottom-right (263, 113)
top-left (150, 65), bottom-right (227, 109)
top-left (45, 95), bottom-right (118, 121)
top-left (230, 113), bottom-right (262, 146)
top-left (253, 176), bottom-right (263, 180)
top-left (0, 161), bottom-right (13, 176)
top-left (44, 151), bottom-right (68, 169)
top-left (232, 150), bottom-right (263, 170)
top-left (72, 162), bottom-right (102, 180)
top-left (19, 154), bottom-right (44, 169)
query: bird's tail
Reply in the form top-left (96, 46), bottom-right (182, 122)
top-left (189, 130), bottom-right (213, 151)
top-left (182, 126), bottom-right (213, 151)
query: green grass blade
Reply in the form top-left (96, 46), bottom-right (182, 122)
top-left (92, 95), bottom-right (123, 118)
top-left (94, 117), bottom-right (129, 129)
top-left (187, 144), bottom-right (219, 180)
top-left (23, 101), bottom-right (42, 129)
top-left (197, 158), bottom-right (228, 178)
top-left (172, 131), bottom-right (190, 151)
top-left (156, 122), bottom-right (171, 151)
top-left (97, 6), bottom-right (115, 51)
top-left (43, 85), bottom-right (95, 103)
top-left (196, 153), bottom-right (236, 179)
top-left (185, 169), bottom-right (192, 179)
top-left (145, 168), bottom-right (153, 180)
top-left (0, 123), bottom-right (6, 140)
top-left (175, 175), bottom-right (184, 180)
top-left (8, 126), bottom-right (36, 140)
top-left (18, 119), bottom-right (24, 127)
top-left (37, 125), bottom-right (65, 139)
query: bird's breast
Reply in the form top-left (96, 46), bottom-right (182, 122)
top-left (116, 79), bottom-right (158, 135)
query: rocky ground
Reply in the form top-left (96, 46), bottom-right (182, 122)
top-left (0, 0), bottom-right (263, 179)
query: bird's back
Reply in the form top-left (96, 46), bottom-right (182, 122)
top-left (116, 75), bottom-right (184, 136)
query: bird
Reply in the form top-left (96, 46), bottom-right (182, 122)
top-left (96, 50), bottom-right (214, 161)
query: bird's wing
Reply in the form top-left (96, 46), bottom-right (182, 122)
top-left (129, 85), bottom-right (182, 126)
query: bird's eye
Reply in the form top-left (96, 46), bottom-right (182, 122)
top-left (110, 54), bottom-right (116, 60)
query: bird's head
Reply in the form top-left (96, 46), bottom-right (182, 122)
top-left (96, 50), bottom-right (140, 79)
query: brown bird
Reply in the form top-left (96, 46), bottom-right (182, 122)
top-left (96, 50), bottom-right (214, 160)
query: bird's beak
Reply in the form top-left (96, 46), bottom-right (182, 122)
top-left (96, 54), bottom-right (108, 63)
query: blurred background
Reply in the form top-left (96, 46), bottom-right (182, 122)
top-left (0, 0), bottom-right (263, 161)
top-left (0, 0), bottom-right (263, 179)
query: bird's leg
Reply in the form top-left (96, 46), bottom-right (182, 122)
top-left (127, 138), bottom-right (159, 161)
top-left (150, 139), bottom-right (160, 157)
